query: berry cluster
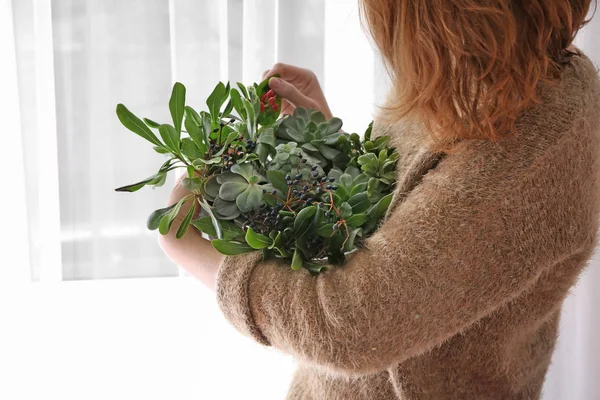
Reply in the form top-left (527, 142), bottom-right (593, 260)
top-left (244, 203), bottom-right (284, 235)
top-left (260, 89), bottom-right (279, 113)
top-left (209, 135), bottom-right (257, 172)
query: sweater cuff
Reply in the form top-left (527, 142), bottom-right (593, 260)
top-left (215, 252), bottom-right (271, 346)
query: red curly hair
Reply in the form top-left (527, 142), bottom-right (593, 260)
top-left (359, 0), bottom-right (594, 148)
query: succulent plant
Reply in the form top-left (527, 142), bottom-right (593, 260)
top-left (276, 107), bottom-right (349, 169)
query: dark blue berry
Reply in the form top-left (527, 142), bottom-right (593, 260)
top-left (311, 165), bottom-right (318, 171)
top-left (321, 177), bottom-right (327, 182)
top-left (331, 185), bottom-right (338, 190)
top-left (285, 175), bottom-right (291, 180)
top-left (326, 185), bottom-right (332, 190)
top-left (329, 177), bottom-right (335, 182)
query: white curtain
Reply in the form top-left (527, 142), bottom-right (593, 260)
top-left (3, 0), bottom-right (599, 398)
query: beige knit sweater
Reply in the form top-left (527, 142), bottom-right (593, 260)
top-left (215, 52), bottom-right (600, 399)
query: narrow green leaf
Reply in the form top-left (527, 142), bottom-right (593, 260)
top-left (115, 171), bottom-right (165, 192)
top-left (116, 104), bottom-right (163, 147)
top-left (176, 203), bottom-right (196, 239)
top-left (143, 118), bottom-right (161, 128)
top-left (212, 240), bottom-right (255, 256)
top-left (291, 248), bottom-right (303, 271)
top-left (245, 227), bottom-right (273, 249)
top-left (159, 124), bottom-right (181, 152)
top-left (236, 82), bottom-right (248, 99)
top-left (153, 146), bottom-right (170, 154)
top-left (169, 82), bottom-right (186, 134)
top-left (198, 199), bottom-right (223, 239)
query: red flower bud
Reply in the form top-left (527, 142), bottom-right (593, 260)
top-left (260, 93), bottom-right (268, 102)
top-left (268, 97), bottom-right (277, 106)
top-left (266, 89), bottom-right (275, 98)
top-left (271, 103), bottom-right (279, 112)
top-left (260, 102), bottom-right (265, 113)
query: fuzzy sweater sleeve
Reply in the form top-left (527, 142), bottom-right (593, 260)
top-left (215, 127), bottom-right (591, 374)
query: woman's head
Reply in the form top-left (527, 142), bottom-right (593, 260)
top-left (359, 0), bottom-right (594, 145)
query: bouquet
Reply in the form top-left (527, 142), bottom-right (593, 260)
top-left (115, 78), bottom-right (398, 274)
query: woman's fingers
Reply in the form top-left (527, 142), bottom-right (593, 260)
top-left (268, 77), bottom-right (315, 109)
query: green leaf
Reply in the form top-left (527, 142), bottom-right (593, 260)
top-left (169, 82), bottom-right (186, 134)
top-left (339, 202), bottom-right (353, 219)
top-left (229, 88), bottom-right (246, 120)
top-left (230, 163), bottom-right (258, 181)
top-left (206, 82), bottom-right (227, 121)
top-left (243, 98), bottom-right (256, 138)
top-left (220, 220), bottom-right (245, 240)
top-left (344, 228), bottom-right (362, 252)
top-left (266, 170), bottom-right (288, 193)
top-left (345, 214), bottom-right (368, 228)
top-left (219, 181), bottom-right (248, 201)
top-left (198, 199), bottom-right (223, 239)
top-left (116, 104), bottom-right (163, 147)
top-left (236, 82), bottom-right (248, 98)
top-left (222, 99), bottom-right (234, 117)
top-left (184, 108), bottom-right (207, 154)
top-left (349, 182), bottom-right (368, 197)
top-left (347, 192), bottom-right (371, 213)
top-left (176, 202), bottom-right (195, 239)
top-left (212, 240), bottom-right (255, 256)
top-left (236, 186), bottom-right (263, 212)
top-left (153, 146), bottom-right (170, 154)
top-left (159, 124), bottom-right (181, 153)
top-left (364, 193), bottom-right (393, 233)
top-left (294, 206), bottom-right (316, 238)
top-left (181, 138), bottom-right (203, 160)
top-left (193, 216), bottom-right (243, 240)
top-left (115, 171), bottom-right (166, 192)
top-left (317, 223), bottom-right (335, 237)
top-left (339, 173), bottom-right (353, 188)
top-left (191, 216), bottom-right (217, 237)
top-left (245, 227), bottom-right (273, 249)
top-left (158, 196), bottom-right (190, 235)
top-left (143, 118), bottom-right (161, 129)
top-left (291, 248), bottom-right (303, 271)
top-left (147, 204), bottom-right (177, 230)
top-left (214, 197), bottom-right (241, 219)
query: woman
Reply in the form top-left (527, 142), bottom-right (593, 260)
top-left (160, 1), bottom-right (600, 399)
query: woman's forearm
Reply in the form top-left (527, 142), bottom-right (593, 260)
top-left (158, 177), bottom-right (223, 290)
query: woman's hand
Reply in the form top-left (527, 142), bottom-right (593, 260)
top-left (263, 63), bottom-right (333, 120)
top-left (158, 174), bottom-right (223, 291)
